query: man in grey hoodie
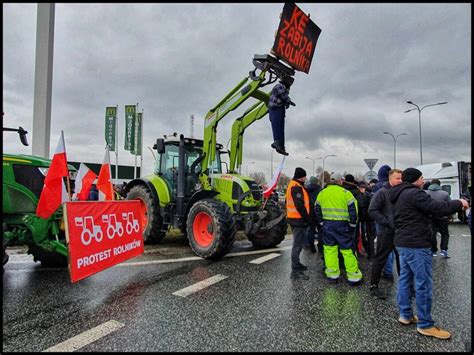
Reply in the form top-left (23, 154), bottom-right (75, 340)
top-left (425, 179), bottom-right (452, 257)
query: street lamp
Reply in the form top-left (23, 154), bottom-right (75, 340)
top-left (383, 132), bottom-right (407, 168)
top-left (305, 156), bottom-right (322, 177)
top-left (321, 154), bottom-right (336, 188)
top-left (246, 161), bottom-right (255, 175)
top-left (405, 100), bottom-right (447, 165)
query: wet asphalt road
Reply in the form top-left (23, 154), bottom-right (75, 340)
top-left (2, 224), bottom-right (471, 352)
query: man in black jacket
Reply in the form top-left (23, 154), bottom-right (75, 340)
top-left (368, 169), bottom-right (403, 300)
top-left (286, 167), bottom-right (313, 280)
top-left (388, 168), bottom-right (468, 340)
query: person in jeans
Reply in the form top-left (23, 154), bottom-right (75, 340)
top-left (368, 169), bottom-right (403, 300)
top-left (268, 75), bottom-right (295, 156)
top-left (388, 168), bottom-right (468, 340)
top-left (425, 179), bottom-right (452, 257)
top-left (286, 167), bottom-right (312, 280)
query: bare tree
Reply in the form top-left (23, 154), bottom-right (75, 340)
top-left (277, 173), bottom-right (291, 192)
top-left (249, 171), bottom-right (267, 186)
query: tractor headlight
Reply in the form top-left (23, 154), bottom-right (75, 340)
top-left (195, 182), bottom-right (202, 191)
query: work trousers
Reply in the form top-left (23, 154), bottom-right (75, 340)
top-left (370, 232), bottom-right (400, 286)
top-left (290, 225), bottom-right (307, 271)
top-left (430, 218), bottom-right (450, 252)
top-left (268, 106), bottom-right (286, 146)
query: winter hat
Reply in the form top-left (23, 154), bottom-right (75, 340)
top-left (358, 180), bottom-right (367, 187)
top-left (309, 176), bottom-right (318, 184)
top-left (330, 172), bottom-right (343, 181)
top-left (293, 167), bottom-right (307, 180)
top-left (344, 174), bottom-right (356, 183)
top-left (377, 165), bottom-right (392, 182)
top-left (402, 168), bottom-right (423, 183)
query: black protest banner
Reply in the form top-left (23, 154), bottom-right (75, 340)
top-left (271, 3), bottom-right (321, 74)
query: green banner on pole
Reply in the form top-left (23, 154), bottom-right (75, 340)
top-left (105, 107), bottom-right (117, 151)
top-left (132, 112), bottom-right (142, 156)
top-left (124, 105), bottom-right (136, 151)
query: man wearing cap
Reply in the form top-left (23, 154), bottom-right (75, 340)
top-left (388, 168), bottom-right (468, 339)
top-left (268, 75), bottom-right (295, 156)
top-left (315, 172), bottom-right (363, 285)
top-left (286, 167), bottom-right (312, 280)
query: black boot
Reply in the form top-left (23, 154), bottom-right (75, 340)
top-left (290, 270), bottom-right (309, 280)
top-left (370, 284), bottom-right (386, 300)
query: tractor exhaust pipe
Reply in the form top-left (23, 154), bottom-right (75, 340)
top-left (175, 134), bottom-right (186, 227)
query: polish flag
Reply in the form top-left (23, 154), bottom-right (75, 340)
top-left (36, 131), bottom-right (70, 219)
top-left (97, 146), bottom-right (114, 201)
top-left (263, 156), bottom-right (286, 200)
top-left (72, 163), bottom-right (97, 201)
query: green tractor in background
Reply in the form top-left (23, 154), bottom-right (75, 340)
top-left (125, 54), bottom-right (294, 259)
top-left (3, 126), bottom-right (76, 271)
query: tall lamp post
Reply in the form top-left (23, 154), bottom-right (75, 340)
top-left (405, 100), bottom-right (447, 165)
top-left (383, 132), bottom-right (407, 168)
top-left (305, 156), bottom-right (322, 177)
top-left (246, 161), bottom-right (255, 175)
top-left (321, 154), bottom-right (336, 188)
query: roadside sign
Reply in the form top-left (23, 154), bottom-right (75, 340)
top-left (364, 170), bottom-right (378, 183)
top-left (271, 3), bottom-right (322, 74)
top-left (364, 158), bottom-right (378, 171)
top-left (64, 200), bottom-right (144, 283)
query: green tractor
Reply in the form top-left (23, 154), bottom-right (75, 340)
top-left (125, 54), bottom-right (294, 259)
top-left (3, 126), bottom-right (76, 270)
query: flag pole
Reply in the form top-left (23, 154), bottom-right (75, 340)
top-left (115, 104), bottom-right (119, 185)
top-left (140, 109), bottom-right (143, 177)
top-left (62, 130), bottom-right (72, 200)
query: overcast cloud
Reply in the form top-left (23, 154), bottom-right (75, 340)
top-left (3, 3), bottom-right (471, 181)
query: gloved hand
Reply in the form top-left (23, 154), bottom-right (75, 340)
top-left (289, 101), bottom-right (296, 106)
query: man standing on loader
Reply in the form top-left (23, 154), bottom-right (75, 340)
top-left (268, 75), bottom-right (295, 156)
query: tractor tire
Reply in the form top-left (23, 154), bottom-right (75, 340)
top-left (187, 198), bottom-right (236, 260)
top-left (247, 199), bottom-right (287, 248)
top-left (27, 244), bottom-right (68, 268)
top-left (3, 224), bottom-right (10, 274)
top-left (126, 185), bottom-right (167, 245)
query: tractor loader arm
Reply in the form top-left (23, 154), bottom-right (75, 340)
top-left (200, 54), bottom-right (295, 186)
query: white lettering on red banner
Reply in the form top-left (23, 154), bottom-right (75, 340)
top-left (64, 200), bottom-right (145, 283)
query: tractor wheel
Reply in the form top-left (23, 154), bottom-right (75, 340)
top-left (126, 185), bottom-right (167, 244)
top-left (3, 224), bottom-right (10, 274)
top-left (247, 199), bottom-right (287, 248)
top-left (187, 198), bottom-right (236, 260)
top-left (27, 244), bottom-right (68, 268)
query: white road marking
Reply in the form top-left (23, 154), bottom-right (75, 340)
top-left (461, 234), bottom-right (471, 237)
top-left (42, 320), bottom-right (124, 352)
top-left (172, 274), bottom-right (228, 297)
top-left (249, 253), bottom-right (281, 264)
top-left (6, 244), bottom-right (293, 267)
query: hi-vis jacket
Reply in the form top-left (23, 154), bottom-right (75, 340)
top-left (315, 184), bottom-right (358, 226)
top-left (286, 179), bottom-right (312, 227)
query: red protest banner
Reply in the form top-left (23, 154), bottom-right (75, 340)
top-left (271, 3), bottom-right (322, 74)
top-left (64, 200), bottom-right (144, 283)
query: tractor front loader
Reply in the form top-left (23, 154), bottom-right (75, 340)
top-left (125, 54), bottom-right (295, 260)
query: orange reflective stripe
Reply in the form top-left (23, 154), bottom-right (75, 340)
top-left (285, 180), bottom-right (310, 219)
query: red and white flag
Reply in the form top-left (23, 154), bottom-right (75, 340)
top-left (36, 131), bottom-right (70, 219)
top-left (72, 163), bottom-right (97, 201)
top-left (263, 156), bottom-right (286, 200)
top-left (97, 146), bottom-right (114, 201)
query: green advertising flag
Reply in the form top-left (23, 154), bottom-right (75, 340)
top-left (132, 112), bottom-right (142, 156)
top-left (105, 107), bottom-right (117, 151)
top-left (124, 105), bottom-right (136, 151)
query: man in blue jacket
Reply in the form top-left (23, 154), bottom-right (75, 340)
top-left (388, 168), bottom-right (468, 340)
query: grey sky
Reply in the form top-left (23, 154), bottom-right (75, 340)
top-left (3, 3), bottom-right (471, 181)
